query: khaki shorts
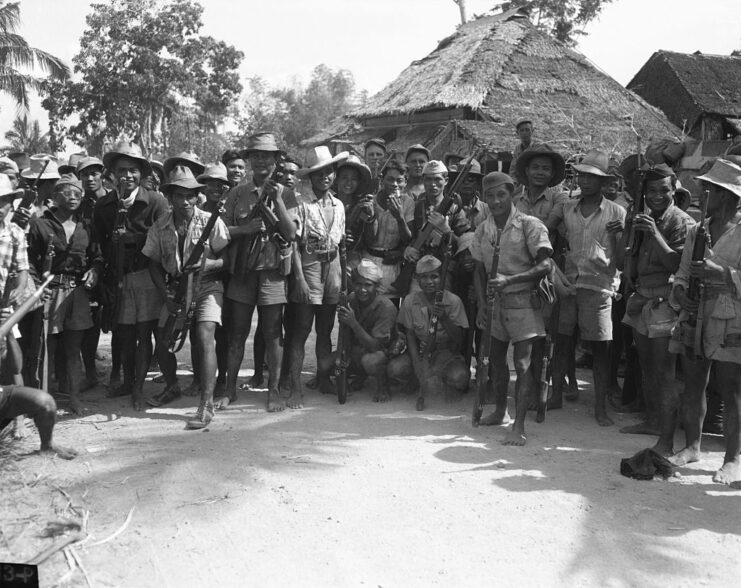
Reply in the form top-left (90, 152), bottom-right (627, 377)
top-left (226, 269), bottom-right (287, 307)
top-left (301, 256), bottom-right (341, 305)
top-left (118, 269), bottom-right (164, 325)
top-left (48, 285), bottom-right (93, 334)
top-left (558, 288), bottom-right (613, 341)
top-left (490, 291), bottom-right (545, 343)
top-left (158, 289), bottom-right (223, 328)
top-left (622, 290), bottom-right (677, 339)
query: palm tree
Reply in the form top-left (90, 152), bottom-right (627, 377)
top-left (0, 1), bottom-right (70, 110)
top-left (4, 114), bottom-right (50, 153)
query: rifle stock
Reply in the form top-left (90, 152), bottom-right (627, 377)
top-left (334, 239), bottom-right (349, 404)
top-left (687, 189), bottom-right (710, 358)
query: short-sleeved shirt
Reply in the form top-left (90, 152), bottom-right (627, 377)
top-left (562, 196), bottom-right (626, 293)
top-left (452, 195), bottom-right (489, 230)
top-left (470, 206), bottom-right (552, 293)
top-left (222, 182), bottom-right (299, 274)
top-left (513, 185), bottom-right (568, 229)
top-left (349, 292), bottom-right (397, 349)
top-left (142, 207), bottom-right (230, 288)
top-left (296, 191), bottom-right (345, 251)
top-left (397, 289), bottom-right (468, 350)
top-left (0, 219), bottom-right (29, 296)
top-left (630, 203), bottom-right (694, 289)
top-left (365, 192), bottom-right (414, 250)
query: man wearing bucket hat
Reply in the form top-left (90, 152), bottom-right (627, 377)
top-left (388, 254), bottom-right (470, 411)
top-left (614, 164), bottom-right (694, 451)
top-left (553, 149), bottom-right (626, 427)
top-left (405, 144), bottom-right (430, 201)
top-left (95, 140), bottom-right (169, 410)
top-left (27, 174), bottom-right (102, 414)
top-left (470, 172), bottom-right (553, 445)
top-left (220, 132), bottom-right (299, 412)
top-left (163, 151), bottom-right (206, 182)
top-left (286, 146), bottom-right (348, 406)
top-left (317, 258), bottom-right (397, 402)
top-left (670, 158), bottom-right (741, 486)
top-left (362, 158), bottom-right (414, 302)
top-left (143, 166), bottom-right (230, 429)
top-left (449, 157), bottom-right (489, 230)
top-left (513, 144), bottom-right (568, 233)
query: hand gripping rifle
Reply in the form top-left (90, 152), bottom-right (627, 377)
top-left (420, 233), bottom-right (453, 360)
top-left (334, 239), bottom-right (350, 404)
top-left (245, 155), bottom-right (289, 269)
top-left (162, 202), bottom-right (226, 354)
top-left (687, 190), bottom-right (710, 358)
top-left (536, 278), bottom-right (559, 423)
top-left (472, 228), bottom-right (501, 427)
top-left (11, 159), bottom-right (50, 229)
top-left (0, 274), bottom-right (55, 358)
top-left (392, 148), bottom-right (484, 297)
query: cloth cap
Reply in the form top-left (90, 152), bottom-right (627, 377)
top-left (515, 143), bottom-right (566, 187)
top-left (76, 156), bottom-right (104, 174)
top-left (415, 255), bottom-right (442, 274)
top-left (58, 152), bottom-right (87, 175)
top-left (356, 259), bottom-right (383, 283)
top-left (483, 172), bottom-right (515, 190)
top-left (573, 149), bottom-right (613, 177)
top-left (0, 174), bottom-right (24, 199)
top-left (404, 144), bottom-right (431, 161)
top-left (160, 165), bottom-right (205, 194)
top-left (164, 151), bottom-right (205, 180)
top-left (296, 147), bottom-right (349, 178)
top-left (54, 173), bottom-right (83, 192)
top-left (456, 231), bottom-right (475, 254)
top-left (364, 137), bottom-right (386, 152)
top-left (197, 163), bottom-right (229, 184)
top-left (240, 132), bottom-right (282, 158)
top-left (643, 163), bottom-right (676, 184)
top-left (695, 158), bottom-right (741, 199)
top-left (20, 154), bottom-right (61, 180)
top-left (0, 156), bottom-right (18, 174)
top-left (515, 118), bottom-right (533, 129)
top-left (422, 160), bottom-right (447, 176)
top-left (103, 141), bottom-right (152, 177)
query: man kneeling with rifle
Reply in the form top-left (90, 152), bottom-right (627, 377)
top-left (319, 259), bottom-right (397, 402)
top-left (143, 167), bottom-right (230, 429)
top-left (471, 172), bottom-right (552, 446)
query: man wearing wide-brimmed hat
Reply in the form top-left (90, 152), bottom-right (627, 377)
top-left (163, 151), bottom-right (205, 182)
top-left (513, 143), bottom-right (568, 233)
top-left (286, 146), bottom-right (348, 405)
top-left (670, 158), bottom-right (741, 486)
top-left (450, 156), bottom-right (489, 230)
top-left (405, 144), bottom-right (430, 201)
top-left (334, 154), bottom-right (374, 260)
top-left (94, 140), bottom-right (169, 410)
top-left (0, 156), bottom-right (20, 189)
top-left (27, 174), bottom-right (103, 414)
top-left (362, 158), bottom-right (413, 301)
top-left (553, 149), bottom-right (626, 427)
top-left (612, 163), bottom-right (695, 454)
top-left (143, 166), bottom-right (230, 429)
top-left (220, 132), bottom-right (299, 412)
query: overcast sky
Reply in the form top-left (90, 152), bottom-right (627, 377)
top-left (1, 0), bottom-right (739, 152)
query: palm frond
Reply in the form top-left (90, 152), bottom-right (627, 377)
top-left (0, 3), bottom-right (22, 35)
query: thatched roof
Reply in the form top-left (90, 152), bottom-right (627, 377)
top-left (628, 50), bottom-right (741, 134)
top-left (306, 8), bottom-right (679, 155)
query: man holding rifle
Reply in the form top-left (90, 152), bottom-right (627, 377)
top-left (143, 167), bottom-right (230, 429)
top-left (670, 159), bottom-right (741, 486)
top-left (94, 141), bottom-right (169, 411)
top-left (471, 172), bottom-right (552, 445)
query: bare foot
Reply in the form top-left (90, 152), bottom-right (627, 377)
top-left (502, 428), bottom-right (527, 446)
top-left (183, 381), bottom-right (200, 397)
top-left (712, 461), bottom-right (741, 485)
top-left (40, 444), bottom-right (77, 460)
top-left (285, 393), bottom-right (303, 409)
top-left (669, 447), bottom-right (701, 466)
top-left (620, 421), bottom-right (659, 436)
top-left (214, 395), bottom-right (236, 410)
top-left (480, 408), bottom-right (511, 426)
top-left (595, 411), bottom-right (614, 427)
top-left (11, 417), bottom-right (27, 440)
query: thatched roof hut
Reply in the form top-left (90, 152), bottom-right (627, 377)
top-left (628, 50), bottom-right (741, 141)
top-left (305, 7), bottom-right (679, 166)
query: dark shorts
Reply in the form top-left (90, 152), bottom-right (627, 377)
top-left (226, 270), bottom-right (287, 306)
top-left (48, 285), bottom-right (93, 334)
top-left (119, 269), bottom-right (164, 325)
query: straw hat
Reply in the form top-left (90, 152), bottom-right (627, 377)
top-left (296, 147), bottom-right (348, 178)
top-left (103, 141), bottom-right (152, 176)
top-left (163, 152), bottom-right (205, 180)
top-left (0, 174), bottom-right (24, 200)
top-left (573, 149), bottom-right (613, 178)
top-left (160, 166), bottom-right (205, 195)
top-left (695, 159), bottom-right (741, 199)
top-left (336, 154), bottom-right (372, 193)
top-left (20, 154), bottom-right (61, 180)
top-left (515, 143), bottom-right (566, 187)
top-left (0, 156), bottom-right (18, 175)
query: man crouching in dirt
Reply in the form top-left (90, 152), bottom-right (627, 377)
top-left (388, 255), bottom-right (469, 411)
top-left (318, 259), bottom-right (397, 401)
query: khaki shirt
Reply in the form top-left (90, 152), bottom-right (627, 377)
top-left (349, 292), bottom-right (398, 349)
top-left (513, 185), bottom-right (568, 229)
top-left (366, 192), bottom-right (414, 251)
top-left (397, 290), bottom-right (468, 350)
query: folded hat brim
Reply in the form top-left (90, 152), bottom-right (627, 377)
top-left (196, 173), bottom-right (229, 184)
top-left (161, 179), bottom-right (205, 193)
top-left (103, 151), bottom-right (153, 177)
top-left (335, 159), bottom-right (372, 193)
top-left (296, 152), bottom-right (349, 178)
top-left (20, 169), bottom-right (61, 180)
top-left (163, 158), bottom-right (206, 179)
top-left (515, 150), bottom-right (566, 187)
top-left (695, 174), bottom-right (741, 198)
top-left (0, 187), bottom-right (25, 199)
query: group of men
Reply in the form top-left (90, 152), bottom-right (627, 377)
top-left (1, 121), bottom-right (741, 487)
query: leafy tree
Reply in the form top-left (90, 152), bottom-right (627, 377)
top-left (3, 114), bottom-right (50, 153)
top-left (0, 1), bottom-right (69, 109)
top-left (499, 0), bottom-right (613, 45)
top-left (42, 0), bottom-right (242, 158)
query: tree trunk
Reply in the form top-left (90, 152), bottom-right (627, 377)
top-left (454, 0), bottom-right (467, 24)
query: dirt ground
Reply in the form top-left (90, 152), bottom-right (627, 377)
top-left (2, 327), bottom-right (740, 588)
